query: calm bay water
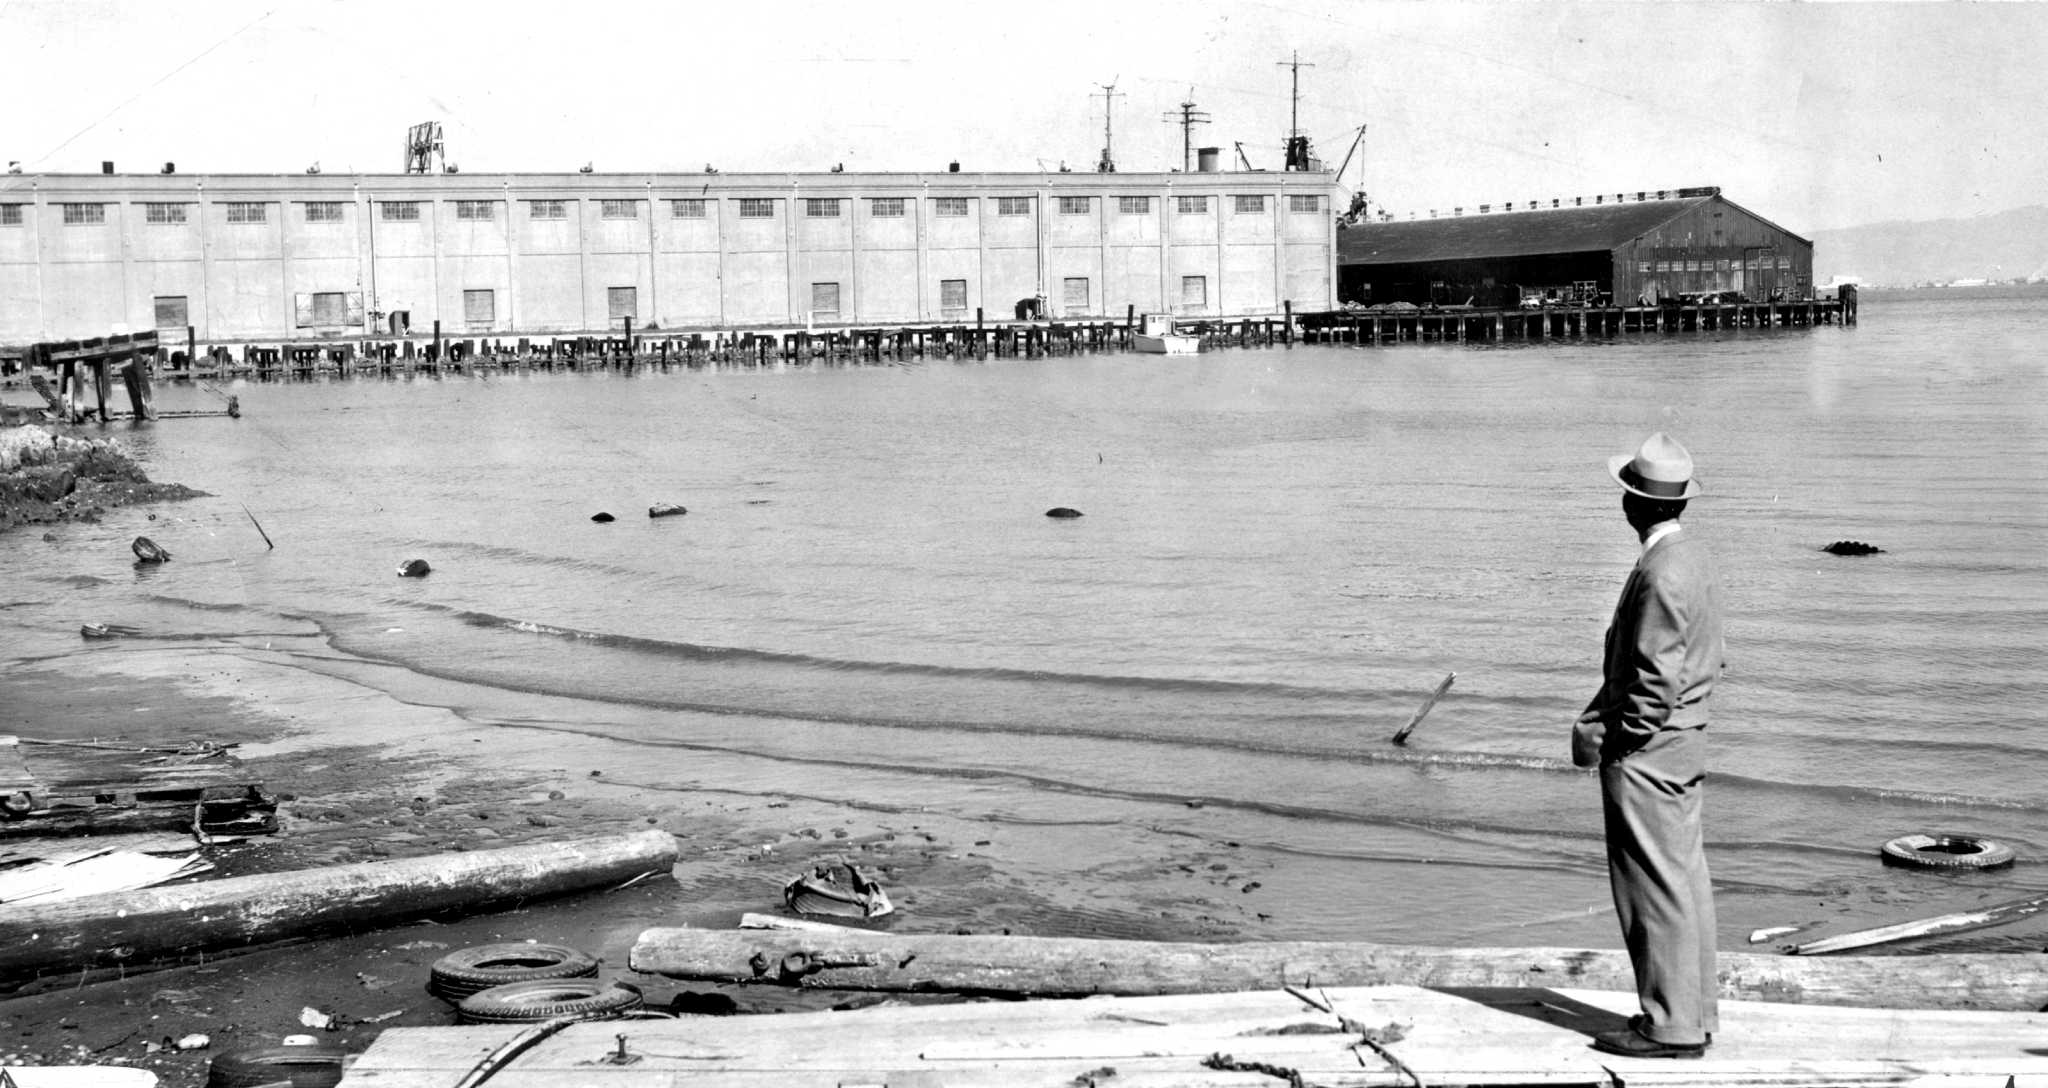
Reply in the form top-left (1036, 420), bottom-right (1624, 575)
top-left (7, 285), bottom-right (2046, 951)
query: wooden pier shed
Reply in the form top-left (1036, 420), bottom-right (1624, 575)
top-left (1337, 187), bottom-right (1815, 309)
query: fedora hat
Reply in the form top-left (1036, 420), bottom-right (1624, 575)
top-left (1608, 432), bottom-right (1702, 499)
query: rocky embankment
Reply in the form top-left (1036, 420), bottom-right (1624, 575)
top-left (0, 425), bottom-right (205, 531)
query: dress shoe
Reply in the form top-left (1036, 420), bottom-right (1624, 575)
top-left (1630, 1014), bottom-right (1712, 1045)
top-left (1592, 1026), bottom-right (1707, 1059)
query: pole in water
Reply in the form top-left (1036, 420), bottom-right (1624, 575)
top-left (242, 504), bottom-right (275, 550)
top-left (1391, 671), bottom-right (1455, 745)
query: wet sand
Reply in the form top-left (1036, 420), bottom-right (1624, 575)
top-left (0, 633), bottom-right (1283, 1087)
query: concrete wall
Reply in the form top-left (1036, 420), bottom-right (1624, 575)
top-left (0, 169), bottom-right (1340, 343)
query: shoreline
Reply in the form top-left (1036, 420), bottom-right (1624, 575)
top-left (0, 629), bottom-right (1291, 1087)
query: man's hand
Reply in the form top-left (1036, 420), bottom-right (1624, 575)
top-left (1571, 714), bottom-right (1606, 768)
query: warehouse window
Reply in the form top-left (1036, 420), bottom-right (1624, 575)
top-left (61, 203), bottom-right (106, 225)
top-left (0, 204), bottom-right (22, 226)
top-left (381, 201), bottom-right (420, 222)
top-left (1057, 196), bottom-right (1090, 215)
top-left (869, 198), bottom-right (905, 218)
top-left (1175, 195), bottom-right (1208, 214)
top-left (303, 202), bottom-right (345, 223)
top-left (225, 202), bottom-right (267, 224)
top-left (933, 197), bottom-right (969, 217)
top-left (939, 278), bottom-right (967, 319)
top-left (455, 200), bottom-right (495, 221)
top-left (607, 286), bottom-right (637, 322)
top-left (1232, 195), bottom-right (1266, 214)
top-left (996, 196), bottom-right (1032, 216)
top-left (463, 289), bottom-right (495, 329)
top-left (1288, 194), bottom-right (1321, 213)
top-left (1062, 277), bottom-right (1090, 313)
top-left (1117, 196), bottom-right (1150, 214)
top-left (1181, 275), bottom-right (1208, 311)
top-left (600, 199), bottom-right (637, 219)
top-left (529, 200), bottom-right (567, 220)
top-left (811, 282), bottom-right (841, 319)
top-left (738, 198), bottom-right (775, 219)
top-left (670, 199), bottom-right (706, 219)
top-left (144, 203), bottom-right (189, 225)
top-left (153, 296), bottom-right (189, 329)
top-left (805, 198), bottom-right (841, 218)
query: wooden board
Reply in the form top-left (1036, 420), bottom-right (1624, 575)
top-left (339, 984), bottom-right (2048, 1087)
top-left (0, 735), bottom-right (277, 839)
top-left (627, 926), bottom-right (2048, 1012)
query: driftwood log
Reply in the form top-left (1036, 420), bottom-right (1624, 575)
top-left (628, 926), bottom-right (2048, 1012)
top-left (1, 829), bottom-right (677, 984)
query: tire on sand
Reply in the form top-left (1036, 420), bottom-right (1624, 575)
top-left (1880, 833), bottom-right (2016, 870)
top-left (428, 942), bottom-right (601, 1002)
top-left (456, 979), bottom-right (645, 1025)
top-left (207, 1042), bottom-right (347, 1088)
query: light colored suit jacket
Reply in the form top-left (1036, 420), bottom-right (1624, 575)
top-left (1573, 529), bottom-right (1725, 766)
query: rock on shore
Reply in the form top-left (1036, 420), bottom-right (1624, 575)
top-left (0, 425), bottom-right (206, 531)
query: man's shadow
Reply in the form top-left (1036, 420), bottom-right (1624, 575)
top-left (1434, 987), bottom-right (1633, 1040)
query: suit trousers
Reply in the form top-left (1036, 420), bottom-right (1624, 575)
top-left (1600, 727), bottom-right (1718, 1045)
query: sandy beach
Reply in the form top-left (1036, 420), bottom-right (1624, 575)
top-left (0, 625), bottom-right (1283, 1088)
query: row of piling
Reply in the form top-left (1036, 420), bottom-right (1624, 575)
top-left (1298, 297), bottom-right (1854, 346)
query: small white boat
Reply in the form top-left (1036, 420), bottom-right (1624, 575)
top-left (1132, 313), bottom-right (1201, 355)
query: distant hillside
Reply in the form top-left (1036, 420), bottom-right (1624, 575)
top-left (1809, 205), bottom-right (2048, 288)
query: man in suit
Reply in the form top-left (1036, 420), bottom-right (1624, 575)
top-left (1573, 432), bottom-right (1725, 1059)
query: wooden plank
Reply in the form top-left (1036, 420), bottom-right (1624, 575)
top-left (628, 927), bottom-right (2048, 1011)
top-left (0, 829), bottom-right (678, 980)
top-left (340, 985), bottom-right (2048, 1087)
top-left (1788, 890), bottom-right (2048, 955)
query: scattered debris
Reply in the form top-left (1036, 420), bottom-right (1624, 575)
top-left (1749, 925), bottom-right (1802, 944)
top-left (648, 503), bottom-right (687, 518)
top-left (784, 861), bottom-right (894, 919)
top-left (398, 558), bottom-right (431, 578)
top-left (130, 536), bottom-right (170, 563)
top-left (1822, 540), bottom-right (1885, 556)
top-left (0, 846), bottom-right (211, 905)
top-left (1044, 507), bottom-right (1084, 518)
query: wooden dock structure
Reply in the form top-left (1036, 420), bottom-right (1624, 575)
top-left (340, 982), bottom-right (2048, 1086)
top-left (1296, 296), bottom-right (1853, 346)
top-left (1, 295), bottom-right (1857, 398)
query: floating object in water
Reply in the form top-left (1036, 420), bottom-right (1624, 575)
top-left (1879, 832), bottom-right (2014, 870)
top-left (397, 558), bottom-right (431, 578)
top-left (1045, 507), bottom-right (1083, 519)
top-left (1789, 888), bottom-right (2048, 955)
top-left (591, 512), bottom-right (616, 523)
top-left (648, 503), bottom-right (688, 519)
top-left (131, 536), bottom-right (171, 563)
top-left (784, 861), bottom-right (893, 919)
top-left (1822, 540), bottom-right (1884, 556)
top-left (80, 622), bottom-right (112, 639)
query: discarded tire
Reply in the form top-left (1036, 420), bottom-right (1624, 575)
top-left (207, 1042), bottom-right (347, 1088)
top-left (428, 942), bottom-right (600, 1002)
top-left (455, 979), bottom-right (644, 1024)
top-left (1880, 833), bottom-right (2016, 870)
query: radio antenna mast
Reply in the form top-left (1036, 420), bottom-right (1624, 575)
top-left (1093, 78), bottom-right (1125, 173)
top-left (1161, 88), bottom-right (1212, 172)
top-left (1277, 52), bottom-right (1317, 170)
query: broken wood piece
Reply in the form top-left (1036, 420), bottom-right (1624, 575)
top-left (1391, 671), bottom-right (1455, 745)
top-left (0, 847), bottom-right (210, 906)
top-left (627, 927), bottom-right (2048, 1010)
top-left (1788, 890), bottom-right (2048, 955)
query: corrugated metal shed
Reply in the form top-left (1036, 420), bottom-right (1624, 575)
top-left (1338, 198), bottom-right (1713, 264)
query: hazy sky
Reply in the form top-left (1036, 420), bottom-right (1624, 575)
top-left (6, 0), bottom-right (2042, 232)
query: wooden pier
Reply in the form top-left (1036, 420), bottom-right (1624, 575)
top-left (1295, 296), bottom-right (1852, 346)
top-left (0, 295), bottom-right (1857, 397)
